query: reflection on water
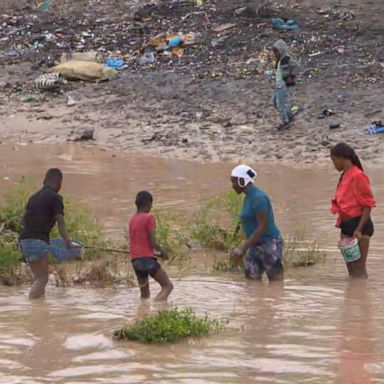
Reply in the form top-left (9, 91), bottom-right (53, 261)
top-left (0, 144), bottom-right (384, 383)
top-left (1, 273), bottom-right (384, 383)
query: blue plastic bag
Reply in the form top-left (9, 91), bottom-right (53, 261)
top-left (272, 18), bottom-right (299, 31)
top-left (166, 36), bottom-right (183, 50)
top-left (365, 122), bottom-right (384, 135)
top-left (105, 57), bottom-right (126, 70)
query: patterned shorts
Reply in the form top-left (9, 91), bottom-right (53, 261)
top-left (244, 238), bottom-right (284, 279)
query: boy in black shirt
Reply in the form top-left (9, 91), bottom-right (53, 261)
top-left (20, 169), bottom-right (81, 299)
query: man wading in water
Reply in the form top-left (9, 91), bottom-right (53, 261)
top-left (19, 169), bottom-right (81, 299)
top-left (272, 39), bottom-right (299, 130)
top-left (230, 165), bottom-right (284, 282)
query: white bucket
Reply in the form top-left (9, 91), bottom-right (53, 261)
top-left (339, 238), bottom-right (361, 263)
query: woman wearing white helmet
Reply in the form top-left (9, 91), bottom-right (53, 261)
top-left (230, 165), bottom-right (284, 282)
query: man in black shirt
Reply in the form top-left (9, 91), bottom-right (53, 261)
top-left (20, 169), bottom-right (81, 299)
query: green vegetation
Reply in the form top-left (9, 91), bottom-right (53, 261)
top-left (285, 238), bottom-right (326, 268)
top-left (0, 179), bottom-right (327, 286)
top-left (190, 190), bottom-right (244, 251)
top-left (113, 307), bottom-right (227, 343)
top-left (212, 257), bottom-right (241, 273)
top-left (154, 211), bottom-right (189, 263)
top-left (0, 177), bottom-right (113, 285)
top-left (74, 259), bottom-right (135, 287)
top-left (0, 176), bottom-right (32, 233)
top-left (0, 239), bottom-right (21, 285)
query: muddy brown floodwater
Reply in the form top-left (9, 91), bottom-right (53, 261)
top-left (0, 143), bottom-right (384, 383)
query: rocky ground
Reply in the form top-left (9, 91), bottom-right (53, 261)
top-left (0, 0), bottom-right (383, 164)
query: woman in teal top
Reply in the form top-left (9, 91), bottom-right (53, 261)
top-left (230, 164), bottom-right (284, 281)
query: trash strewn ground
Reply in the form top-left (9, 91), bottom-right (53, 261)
top-left (0, 0), bottom-right (383, 164)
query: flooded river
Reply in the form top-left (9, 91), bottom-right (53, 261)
top-left (0, 143), bottom-right (384, 383)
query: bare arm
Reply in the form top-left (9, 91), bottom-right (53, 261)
top-left (355, 207), bottom-right (371, 238)
top-left (241, 211), bottom-right (268, 252)
top-left (149, 230), bottom-right (168, 260)
top-left (57, 214), bottom-right (72, 248)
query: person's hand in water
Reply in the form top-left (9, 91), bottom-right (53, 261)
top-left (231, 245), bottom-right (247, 261)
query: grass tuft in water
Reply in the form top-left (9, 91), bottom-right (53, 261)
top-left (285, 230), bottom-right (326, 268)
top-left (74, 258), bottom-right (135, 287)
top-left (212, 256), bottom-right (241, 273)
top-left (113, 307), bottom-right (227, 343)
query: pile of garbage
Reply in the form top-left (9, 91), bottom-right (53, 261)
top-left (0, 0), bottom-right (382, 91)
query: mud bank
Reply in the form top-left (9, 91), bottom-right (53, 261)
top-left (0, 0), bottom-right (383, 164)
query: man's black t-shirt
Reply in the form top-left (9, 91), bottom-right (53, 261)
top-left (20, 186), bottom-right (64, 243)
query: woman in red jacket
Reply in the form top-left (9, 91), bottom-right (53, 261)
top-left (331, 143), bottom-right (376, 278)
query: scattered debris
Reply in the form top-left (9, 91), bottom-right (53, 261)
top-left (318, 108), bottom-right (335, 119)
top-left (365, 121), bottom-right (384, 135)
top-left (139, 52), bottom-right (156, 65)
top-left (329, 123), bottom-right (341, 130)
top-left (212, 23), bottom-right (236, 33)
top-left (35, 73), bottom-right (64, 90)
top-left (60, 51), bottom-right (103, 64)
top-left (272, 18), bottom-right (298, 31)
top-left (66, 94), bottom-right (76, 107)
top-left (105, 57), bottom-right (126, 70)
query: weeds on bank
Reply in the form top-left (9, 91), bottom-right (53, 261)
top-left (113, 307), bottom-right (227, 343)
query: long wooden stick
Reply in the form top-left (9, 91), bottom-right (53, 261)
top-left (83, 245), bottom-right (130, 255)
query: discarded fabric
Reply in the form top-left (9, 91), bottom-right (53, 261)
top-left (35, 72), bottom-right (63, 90)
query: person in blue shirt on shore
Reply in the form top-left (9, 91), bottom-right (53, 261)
top-left (230, 165), bottom-right (284, 282)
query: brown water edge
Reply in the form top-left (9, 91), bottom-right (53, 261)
top-left (1, 143), bottom-right (384, 383)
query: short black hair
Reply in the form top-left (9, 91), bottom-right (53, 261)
top-left (45, 168), bottom-right (63, 182)
top-left (135, 191), bottom-right (153, 208)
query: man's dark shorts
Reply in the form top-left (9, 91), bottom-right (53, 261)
top-left (131, 257), bottom-right (161, 279)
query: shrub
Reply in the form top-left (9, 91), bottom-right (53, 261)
top-left (0, 176), bottom-right (33, 233)
top-left (153, 211), bottom-right (189, 262)
top-left (114, 307), bottom-right (227, 343)
top-left (0, 239), bottom-right (21, 273)
top-left (190, 190), bottom-right (244, 251)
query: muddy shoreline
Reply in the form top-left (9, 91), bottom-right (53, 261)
top-left (1, 0), bottom-right (384, 164)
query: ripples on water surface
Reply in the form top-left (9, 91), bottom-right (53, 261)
top-left (0, 144), bottom-right (384, 383)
